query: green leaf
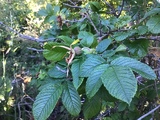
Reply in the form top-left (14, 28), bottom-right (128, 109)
top-left (83, 94), bottom-right (101, 119)
top-left (146, 15), bottom-right (160, 34)
top-left (113, 32), bottom-right (131, 41)
top-left (43, 42), bottom-right (68, 62)
top-left (96, 39), bottom-right (112, 53)
top-left (38, 9), bottom-right (48, 16)
top-left (86, 64), bottom-right (109, 99)
top-left (57, 36), bottom-right (74, 46)
top-left (80, 24), bottom-right (87, 30)
top-left (102, 50), bottom-right (116, 58)
top-left (80, 55), bottom-right (105, 77)
top-left (137, 26), bottom-right (148, 35)
top-left (48, 15), bottom-right (57, 23)
top-left (142, 8), bottom-right (160, 21)
top-left (124, 39), bottom-right (149, 58)
top-left (115, 44), bottom-right (127, 52)
top-left (116, 15), bottom-right (131, 28)
top-left (46, 4), bottom-right (53, 14)
top-left (48, 65), bottom-right (66, 78)
top-left (71, 59), bottom-right (84, 89)
top-left (111, 57), bottom-right (156, 80)
top-left (118, 102), bottom-right (127, 111)
top-left (78, 31), bottom-right (95, 47)
top-left (101, 66), bottom-right (137, 104)
top-left (62, 81), bottom-right (81, 116)
top-left (54, 6), bottom-right (60, 14)
top-left (89, 2), bottom-right (101, 12)
top-left (33, 83), bottom-right (63, 120)
top-left (98, 86), bottom-right (117, 102)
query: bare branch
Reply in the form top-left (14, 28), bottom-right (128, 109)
top-left (64, 17), bottom-right (87, 23)
top-left (137, 105), bottom-right (160, 120)
top-left (27, 47), bottom-right (43, 52)
top-left (103, 0), bottom-right (117, 16)
top-left (85, 10), bottom-right (99, 35)
top-left (130, 36), bottom-right (160, 41)
top-left (0, 21), bottom-right (49, 42)
top-left (117, 0), bottom-right (125, 18)
top-left (63, 3), bottom-right (82, 9)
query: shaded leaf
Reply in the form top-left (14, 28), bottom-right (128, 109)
top-left (102, 50), bottom-right (116, 58)
top-left (71, 59), bottom-right (84, 89)
top-left (62, 81), bottom-right (81, 116)
top-left (118, 102), bottom-right (127, 111)
top-left (86, 64), bottom-right (109, 99)
top-left (137, 26), bottom-right (148, 35)
top-left (111, 57), bottom-right (156, 80)
top-left (98, 86), bottom-right (117, 102)
top-left (146, 15), bottom-right (160, 34)
top-left (96, 39), bottom-right (112, 53)
top-left (142, 8), bottom-right (160, 21)
top-left (89, 2), bottom-right (101, 12)
top-left (48, 65), bottom-right (66, 78)
top-left (113, 32), bottom-right (130, 41)
top-left (78, 31), bottom-right (95, 47)
top-left (124, 39), bottom-right (149, 58)
top-left (101, 66), bottom-right (137, 104)
top-left (33, 83), bottom-right (62, 120)
top-left (83, 94), bottom-right (101, 119)
top-left (115, 44), bottom-right (127, 52)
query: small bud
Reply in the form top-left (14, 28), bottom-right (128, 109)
top-left (74, 46), bottom-right (82, 55)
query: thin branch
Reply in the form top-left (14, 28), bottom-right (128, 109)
top-left (98, 34), bottom-right (108, 42)
top-left (85, 10), bottom-right (99, 35)
top-left (137, 105), bottom-right (160, 120)
top-left (103, 0), bottom-right (117, 16)
top-left (0, 21), bottom-right (49, 42)
top-left (63, 3), bottom-right (82, 8)
top-left (27, 47), bottom-right (43, 52)
top-left (68, 0), bottom-right (75, 5)
top-left (117, 0), bottom-right (125, 18)
top-left (130, 36), bottom-right (160, 41)
top-left (64, 17), bottom-right (87, 23)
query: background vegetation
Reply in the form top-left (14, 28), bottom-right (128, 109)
top-left (1, 0), bottom-right (160, 120)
